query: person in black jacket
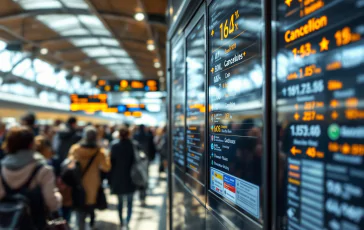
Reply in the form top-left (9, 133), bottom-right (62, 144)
top-left (109, 125), bottom-right (136, 228)
top-left (52, 117), bottom-right (81, 222)
top-left (54, 117), bottom-right (81, 163)
top-left (133, 124), bottom-right (156, 205)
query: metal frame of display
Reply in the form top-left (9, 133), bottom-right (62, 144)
top-left (166, 37), bottom-right (175, 230)
top-left (270, 0), bottom-right (278, 229)
top-left (184, 4), bottom-right (207, 206)
top-left (263, 0), bottom-right (273, 229)
top-left (167, 0), bottom-right (277, 229)
top-left (204, 0), bottom-right (265, 229)
top-left (171, 33), bottom-right (186, 181)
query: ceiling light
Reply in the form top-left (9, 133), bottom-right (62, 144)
top-left (147, 44), bottom-right (155, 51)
top-left (91, 75), bottom-right (98, 81)
top-left (159, 77), bottom-right (165, 83)
top-left (134, 12), bottom-right (145, 21)
top-left (73, 65), bottom-right (81, 72)
top-left (157, 70), bottom-right (164, 77)
top-left (154, 62), bottom-right (161, 68)
top-left (146, 39), bottom-right (155, 51)
top-left (40, 48), bottom-right (48, 55)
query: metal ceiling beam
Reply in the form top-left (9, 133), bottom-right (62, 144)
top-left (0, 9), bottom-right (166, 27)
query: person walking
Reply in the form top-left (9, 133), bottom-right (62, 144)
top-left (133, 125), bottom-right (156, 205)
top-left (67, 126), bottom-right (111, 230)
top-left (0, 126), bottom-right (62, 229)
top-left (110, 125), bottom-right (136, 228)
top-left (53, 117), bottom-right (82, 222)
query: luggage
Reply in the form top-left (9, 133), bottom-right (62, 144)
top-left (60, 150), bottom-right (98, 209)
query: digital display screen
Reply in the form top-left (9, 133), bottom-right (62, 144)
top-left (96, 79), bottom-right (159, 92)
top-left (172, 39), bottom-right (186, 168)
top-left (208, 0), bottom-right (264, 221)
top-left (70, 94), bottom-right (111, 113)
top-left (276, 1), bottom-right (364, 229)
top-left (186, 18), bottom-right (206, 184)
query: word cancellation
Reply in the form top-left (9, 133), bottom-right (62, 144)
top-left (277, 0), bottom-right (364, 229)
top-left (208, 0), bottom-right (263, 221)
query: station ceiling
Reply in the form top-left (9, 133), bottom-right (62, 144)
top-left (0, 0), bottom-right (167, 80)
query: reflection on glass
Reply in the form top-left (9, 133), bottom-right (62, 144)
top-left (172, 39), bottom-right (185, 168)
top-left (208, 0), bottom-right (264, 223)
top-left (276, 1), bottom-right (364, 229)
top-left (186, 18), bottom-right (206, 186)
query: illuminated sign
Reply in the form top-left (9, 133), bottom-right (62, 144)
top-left (70, 95), bottom-right (144, 117)
top-left (70, 94), bottom-right (108, 113)
top-left (208, 0), bottom-right (263, 221)
top-left (96, 79), bottom-right (159, 92)
top-left (276, 0), bottom-right (364, 229)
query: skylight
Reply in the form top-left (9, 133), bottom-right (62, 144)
top-left (15, 0), bottom-right (143, 79)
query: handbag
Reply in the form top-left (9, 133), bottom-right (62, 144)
top-left (46, 218), bottom-right (70, 230)
top-left (46, 212), bottom-right (70, 230)
top-left (131, 141), bottom-right (148, 187)
top-left (95, 185), bottom-right (107, 210)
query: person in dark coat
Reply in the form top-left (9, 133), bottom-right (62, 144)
top-left (52, 117), bottom-right (81, 222)
top-left (133, 125), bottom-right (155, 205)
top-left (54, 117), bottom-right (81, 163)
top-left (110, 125), bottom-right (136, 228)
top-left (21, 112), bottom-right (39, 136)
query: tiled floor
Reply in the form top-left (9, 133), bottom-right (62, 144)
top-left (70, 161), bottom-right (167, 230)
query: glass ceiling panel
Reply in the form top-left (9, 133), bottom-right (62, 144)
top-left (62, 0), bottom-right (89, 9)
top-left (78, 15), bottom-right (104, 28)
top-left (18, 0), bottom-right (62, 10)
top-left (16, 0), bottom-right (143, 79)
top-left (0, 40), bottom-right (7, 51)
top-left (90, 29), bottom-right (111, 36)
top-left (71, 38), bottom-right (100, 46)
top-left (83, 47), bottom-right (110, 57)
top-left (61, 28), bottom-right (89, 36)
top-left (101, 39), bottom-right (119, 47)
top-left (97, 57), bottom-right (133, 65)
top-left (37, 15), bottom-right (80, 31)
top-left (12, 59), bottom-right (32, 78)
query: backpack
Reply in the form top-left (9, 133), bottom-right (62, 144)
top-left (131, 141), bottom-right (148, 188)
top-left (60, 150), bottom-right (99, 209)
top-left (0, 164), bottom-right (46, 230)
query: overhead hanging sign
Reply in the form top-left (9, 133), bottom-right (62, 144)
top-left (96, 79), bottom-right (159, 92)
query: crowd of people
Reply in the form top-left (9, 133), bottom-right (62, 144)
top-left (0, 112), bottom-right (168, 230)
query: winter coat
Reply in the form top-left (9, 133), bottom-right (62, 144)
top-left (55, 127), bottom-right (82, 162)
top-left (0, 150), bottom-right (62, 212)
top-left (109, 139), bottom-right (136, 195)
top-left (67, 144), bottom-right (111, 206)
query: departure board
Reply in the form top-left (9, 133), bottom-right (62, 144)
top-left (96, 79), bottom-right (159, 92)
top-left (172, 39), bottom-right (186, 168)
top-left (186, 18), bottom-right (206, 183)
top-left (208, 0), bottom-right (264, 221)
top-left (276, 1), bottom-right (364, 229)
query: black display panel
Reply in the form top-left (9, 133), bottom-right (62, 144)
top-left (208, 0), bottom-right (264, 222)
top-left (172, 39), bottom-right (186, 169)
top-left (186, 18), bottom-right (206, 184)
top-left (276, 1), bottom-right (364, 229)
